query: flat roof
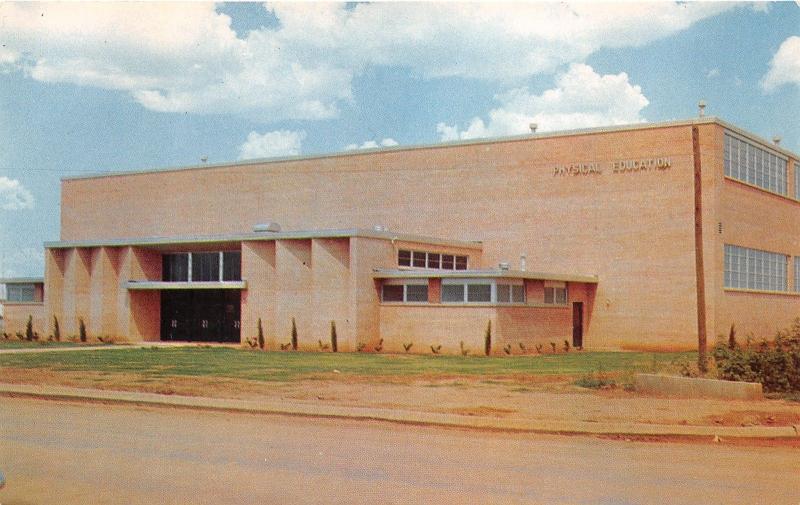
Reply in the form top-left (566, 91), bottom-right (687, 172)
top-left (62, 116), bottom-right (799, 182)
top-left (0, 277), bottom-right (44, 284)
top-left (372, 269), bottom-right (599, 284)
top-left (44, 228), bottom-right (483, 250)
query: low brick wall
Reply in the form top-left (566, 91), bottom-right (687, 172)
top-left (1, 303), bottom-right (46, 337)
top-left (635, 374), bottom-right (763, 400)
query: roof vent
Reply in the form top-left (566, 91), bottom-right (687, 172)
top-left (773, 136), bottom-right (782, 146)
top-left (529, 123), bottom-right (538, 133)
top-left (698, 100), bottom-right (707, 117)
top-left (499, 262), bottom-right (510, 271)
top-left (253, 222), bottom-right (281, 233)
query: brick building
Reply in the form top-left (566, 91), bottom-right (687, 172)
top-left (2, 116), bottom-right (798, 353)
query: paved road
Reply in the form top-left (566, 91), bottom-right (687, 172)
top-left (0, 398), bottom-right (798, 504)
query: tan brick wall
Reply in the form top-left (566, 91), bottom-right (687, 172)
top-left (48, 121), bottom-right (800, 349)
top-left (241, 241), bottom-right (276, 347)
top-left (2, 303), bottom-right (45, 338)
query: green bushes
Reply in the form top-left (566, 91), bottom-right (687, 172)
top-left (291, 317), bottom-right (298, 351)
top-left (78, 317), bottom-right (87, 343)
top-left (484, 320), bottom-right (491, 356)
top-left (713, 342), bottom-right (800, 393)
top-left (712, 319), bottom-right (800, 393)
top-left (257, 318), bottom-right (265, 350)
top-left (25, 315), bottom-right (34, 341)
top-left (53, 315), bottom-right (61, 342)
top-left (330, 321), bottom-right (337, 353)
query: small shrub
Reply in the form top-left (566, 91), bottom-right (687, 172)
top-left (575, 372), bottom-right (616, 390)
top-left (484, 320), bottom-right (491, 356)
top-left (280, 342), bottom-right (292, 350)
top-left (257, 318), bottom-right (265, 350)
top-left (728, 323), bottom-right (737, 350)
top-left (357, 342), bottom-right (367, 352)
top-left (535, 344), bottom-right (543, 354)
top-left (374, 338), bottom-right (384, 352)
top-left (53, 315), bottom-right (61, 342)
top-left (460, 341), bottom-right (470, 356)
top-left (549, 342), bottom-right (557, 353)
top-left (16, 331), bottom-right (24, 340)
top-left (245, 337), bottom-right (259, 349)
top-left (291, 317), bottom-right (298, 351)
top-left (518, 342), bottom-right (527, 353)
top-left (330, 321), bottom-right (337, 353)
top-left (503, 344), bottom-right (512, 355)
top-left (25, 315), bottom-right (34, 341)
top-left (78, 317), bottom-right (87, 343)
top-left (2, 332), bottom-right (9, 340)
top-left (563, 340), bottom-right (570, 353)
top-left (430, 344), bottom-right (442, 354)
top-left (318, 339), bottom-right (330, 351)
top-left (402, 342), bottom-right (413, 353)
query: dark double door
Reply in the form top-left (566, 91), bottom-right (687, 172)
top-left (160, 290), bottom-right (241, 342)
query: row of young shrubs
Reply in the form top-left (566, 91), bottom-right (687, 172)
top-left (1, 315), bottom-right (94, 343)
top-left (711, 320), bottom-right (800, 393)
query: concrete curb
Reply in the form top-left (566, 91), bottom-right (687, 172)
top-left (1, 383), bottom-right (797, 439)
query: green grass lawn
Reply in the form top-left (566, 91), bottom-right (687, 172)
top-left (0, 347), bottom-right (696, 382)
top-left (0, 340), bottom-right (84, 349)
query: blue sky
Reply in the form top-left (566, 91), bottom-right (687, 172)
top-left (0, 1), bottom-right (798, 277)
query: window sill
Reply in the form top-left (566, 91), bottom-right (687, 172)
top-left (380, 302), bottom-right (568, 308)
top-left (723, 177), bottom-right (798, 203)
top-left (0, 301), bottom-right (44, 306)
top-left (723, 288), bottom-right (800, 297)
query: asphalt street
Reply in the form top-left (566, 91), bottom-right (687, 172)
top-left (0, 397), bottom-right (798, 504)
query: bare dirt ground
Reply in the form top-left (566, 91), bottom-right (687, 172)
top-left (2, 367), bottom-right (799, 433)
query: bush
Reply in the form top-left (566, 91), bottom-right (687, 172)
top-left (25, 315), bottom-right (34, 341)
top-left (290, 317), bottom-right (298, 351)
top-left (330, 321), bottom-right (337, 353)
top-left (713, 331), bottom-right (800, 393)
top-left (257, 318), bottom-right (265, 350)
top-left (53, 315), bottom-right (61, 342)
top-left (78, 317), bottom-right (87, 343)
top-left (575, 373), bottom-right (616, 390)
top-left (484, 320), bottom-right (491, 356)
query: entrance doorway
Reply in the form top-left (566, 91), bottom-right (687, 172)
top-left (160, 290), bottom-right (241, 342)
top-left (572, 302), bottom-right (583, 349)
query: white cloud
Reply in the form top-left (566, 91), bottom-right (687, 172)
top-left (344, 138), bottom-right (399, 150)
top-left (237, 130), bottom-right (306, 160)
top-left (0, 177), bottom-right (34, 210)
top-left (0, 3), bottom-right (733, 120)
top-left (706, 68), bottom-right (720, 79)
top-left (437, 64), bottom-right (649, 141)
top-left (762, 36), bottom-right (800, 91)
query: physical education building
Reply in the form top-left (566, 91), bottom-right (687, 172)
top-left (2, 116), bottom-right (799, 353)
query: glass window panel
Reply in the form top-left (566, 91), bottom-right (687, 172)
top-left (544, 287), bottom-right (555, 304)
top-left (512, 285), bottom-right (526, 303)
top-left (441, 284), bottom-right (465, 302)
top-left (427, 253), bottom-right (440, 269)
top-left (555, 287), bottom-right (568, 305)
top-left (192, 252), bottom-right (219, 282)
top-left (441, 255), bottom-right (455, 270)
top-left (382, 285), bottom-right (404, 302)
top-left (7, 285), bottom-right (35, 302)
top-left (412, 251), bottom-right (426, 268)
top-left (162, 253), bottom-right (189, 282)
top-left (467, 284), bottom-right (491, 302)
top-left (398, 250), bottom-right (411, 267)
top-left (455, 256), bottom-right (468, 270)
top-left (497, 284), bottom-right (511, 303)
top-left (222, 251), bottom-right (241, 281)
top-left (405, 284), bottom-right (429, 302)
top-left (724, 133), bottom-right (788, 195)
